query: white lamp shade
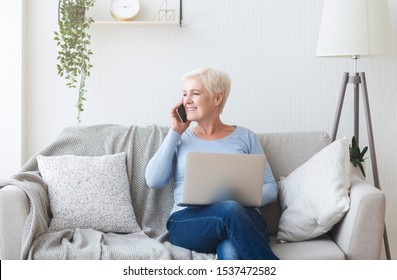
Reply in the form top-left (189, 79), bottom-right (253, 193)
top-left (317, 0), bottom-right (397, 57)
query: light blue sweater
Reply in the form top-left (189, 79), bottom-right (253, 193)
top-left (145, 126), bottom-right (278, 214)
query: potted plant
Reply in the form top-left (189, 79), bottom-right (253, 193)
top-left (54, 0), bottom-right (96, 122)
top-left (349, 136), bottom-right (368, 178)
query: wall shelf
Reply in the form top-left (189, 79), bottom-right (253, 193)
top-left (92, 0), bottom-right (183, 27)
top-left (92, 21), bottom-right (181, 27)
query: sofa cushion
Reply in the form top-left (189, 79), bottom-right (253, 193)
top-left (257, 132), bottom-right (331, 234)
top-left (269, 235), bottom-right (345, 260)
top-left (256, 132), bottom-right (332, 180)
top-left (37, 152), bottom-right (139, 233)
top-left (276, 138), bottom-right (350, 243)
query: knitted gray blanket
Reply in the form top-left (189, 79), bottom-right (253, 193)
top-left (1, 124), bottom-right (214, 260)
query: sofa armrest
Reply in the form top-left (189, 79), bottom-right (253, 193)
top-left (0, 185), bottom-right (29, 260)
top-left (331, 174), bottom-right (386, 259)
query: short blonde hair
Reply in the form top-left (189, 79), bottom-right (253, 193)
top-left (183, 67), bottom-right (231, 113)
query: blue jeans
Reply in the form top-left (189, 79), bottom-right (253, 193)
top-left (166, 200), bottom-right (279, 260)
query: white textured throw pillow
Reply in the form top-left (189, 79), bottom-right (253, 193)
top-left (277, 138), bottom-right (350, 243)
top-left (37, 152), bottom-right (139, 233)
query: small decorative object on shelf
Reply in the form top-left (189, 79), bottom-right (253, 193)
top-left (349, 136), bottom-right (368, 178)
top-left (154, 0), bottom-right (175, 22)
top-left (110, 0), bottom-right (140, 21)
top-left (93, 0), bottom-right (183, 26)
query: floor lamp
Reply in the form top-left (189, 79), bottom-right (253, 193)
top-left (317, 0), bottom-right (397, 260)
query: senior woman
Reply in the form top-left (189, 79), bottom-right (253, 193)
top-left (145, 67), bottom-right (279, 260)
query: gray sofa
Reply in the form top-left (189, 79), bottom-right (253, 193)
top-left (0, 125), bottom-right (386, 259)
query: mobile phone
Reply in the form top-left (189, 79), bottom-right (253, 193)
top-left (176, 104), bottom-right (187, 123)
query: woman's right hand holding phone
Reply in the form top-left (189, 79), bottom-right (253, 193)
top-left (171, 100), bottom-right (190, 134)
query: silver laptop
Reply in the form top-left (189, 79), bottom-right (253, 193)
top-left (178, 152), bottom-right (266, 207)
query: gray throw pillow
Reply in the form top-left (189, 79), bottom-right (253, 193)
top-left (37, 152), bottom-right (140, 233)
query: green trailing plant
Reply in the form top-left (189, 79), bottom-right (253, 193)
top-left (349, 136), bottom-right (368, 177)
top-left (54, 0), bottom-right (95, 122)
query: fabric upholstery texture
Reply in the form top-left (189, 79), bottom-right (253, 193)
top-left (0, 125), bottom-right (213, 260)
top-left (0, 127), bottom-right (386, 260)
top-left (37, 153), bottom-right (138, 233)
top-left (0, 185), bottom-right (29, 259)
top-left (269, 235), bottom-right (345, 260)
top-left (277, 138), bottom-right (351, 242)
top-left (257, 131), bottom-right (331, 235)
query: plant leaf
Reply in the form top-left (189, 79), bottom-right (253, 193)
top-left (360, 146), bottom-right (368, 159)
top-left (358, 162), bottom-right (366, 177)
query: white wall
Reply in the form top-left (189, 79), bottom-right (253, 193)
top-left (0, 1), bottom-right (23, 179)
top-left (20, 0), bottom-right (397, 258)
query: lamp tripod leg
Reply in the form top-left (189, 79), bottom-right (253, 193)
top-left (331, 73), bottom-right (350, 141)
top-left (383, 226), bottom-right (392, 260)
top-left (331, 72), bottom-right (391, 259)
top-left (359, 72), bottom-right (392, 260)
top-left (354, 75), bottom-right (360, 144)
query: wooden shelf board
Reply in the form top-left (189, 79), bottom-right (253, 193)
top-left (91, 21), bottom-right (181, 27)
